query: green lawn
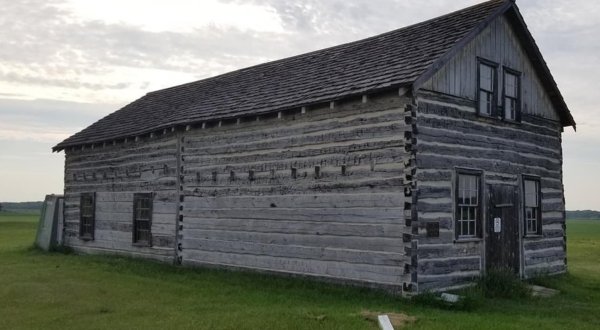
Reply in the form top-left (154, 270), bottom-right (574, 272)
top-left (1, 215), bottom-right (599, 330)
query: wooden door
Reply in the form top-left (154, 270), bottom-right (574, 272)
top-left (486, 184), bottom-right (520, 274)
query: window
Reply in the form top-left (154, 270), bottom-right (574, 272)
top-left (478, 61), bottom-right (497, 116)
top-left (79, 193), bottom-right (95, 240)
top-left (133, 193), bottom-right (153, 246)
top-left (503, 69), bottom-right (521, 121)
top-left (523, 177), bottom-right (541, 235)
top-left (455, 170), bottom-right (482, 239)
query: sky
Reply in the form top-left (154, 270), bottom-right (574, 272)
top-left (0, 0), bottom-right (598, 210)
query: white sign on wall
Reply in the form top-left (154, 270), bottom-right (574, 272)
top-left (494, 218), bottom-right (502, 233)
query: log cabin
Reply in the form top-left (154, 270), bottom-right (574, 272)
top-left (53, 0), bottom-right (575, 293)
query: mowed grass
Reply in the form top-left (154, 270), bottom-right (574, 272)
top-left (0, 215), bottom-right (599, 330)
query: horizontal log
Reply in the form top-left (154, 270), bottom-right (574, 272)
top-left (67, 150), bottom-right (178, 171)
top-left (64, 191), bottom-right (177, 204)
top-left (183, 95), bottom-right (408, 146)
top-left (417, 201), bottom-right (453, 213)
top-left (524, 248), bottom-right (565, 266)
top-left (70, 245), bottom-right (174, 263)
top-left (94, 201), bottom-right (177, 214)
top-left (183, 178), bottom-right (405, 197)
top-left (417, 154), bottom-right (561, 179)
top-left (418, 126), bottom-right (560, 159)
top-left (182, 218), bottom-right (405, 238)
top-left (181, 238), bottom-right (406, 267)
top-left (524, 262), bottom-right (566, 278)
top-left (418, 242), bottom-right (481, 259)
top-left (523, 238), bottom-right (564, 251)
top-left (65, 179), bottom-right (178, 193)
top-left (65, 235), bottom-right (174, 255)
top-left (184, 165), bottom-right (404, 189)
top-left (418, 143), bottom-right (560, 172)
top-left (181, 249), bottom-right (405, 285)
top-left (521, 113), bottom-right (562, 131)
top-left (418, 101), bottom-right (561, 138)
top-left (185, 112), bottom-right (406, 154)
top-left (418, 257), bottom-right (481, 275)
top-left (184, 137), bottom-right (405, 168)
top-left (416, 170), bottom-right (452, 182)
top-left (182, 193), bottom-right (405, 209)
top-left (181, 229), bottom-right (405, 253)
top-left (183, 207), bottom-right (402, 224)
top-left (66, 136), bottom-right (177, 165)
top-left (542, 202), bottom-right (565, 212)
top-left (418, 271), bottom-right (481, 291)
top-left (418, 186), bottom-right (452, 199)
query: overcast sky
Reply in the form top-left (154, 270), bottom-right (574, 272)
top-left (0, 0), bottom-right (598, 210)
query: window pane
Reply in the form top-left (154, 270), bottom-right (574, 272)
top-left (479, 91), bottom-right (493, 115)
top-left (525, 180), bottom-right (538, 206)
top-left (480, 64), bottom-right (493, 91)
top-left (505, 73), bottom-right (517, 97)
top-left (505, 98), bottom-right (515, 120)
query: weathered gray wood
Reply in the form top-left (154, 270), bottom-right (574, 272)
top-left (417, 115), bottom-right (560, 149)
top-left (418, 243), bottom-right (481, 259)
top-left (524, 248), bottom-right (565, 266)
top-left (418, 101), bottom-right (560, 137)
top-left (183, 218), bottom-right (404, 238)
top-left (417, 154), bottom-right (561, 179)
top-left (181, 229), bottom-right (404, 252)
top-left (182, 238), bottom-right (405, 266)
top-left (183, 207), bottom-right (402, 223)
top-left (418, 257), bottom-right (481, 275)
top-left (418, 271), bottom-right (480, 291)
top-left (523, 238), bottom-right (564, 251)
top-left (182, 178), bottom-right (404, 197)
top-left (524, 263), bottom-right (566, 278)
top-left (182, 193), bottom-right (405, 209)
top-left (181, 250), bottom-right (405, 284)
top-left (418, 126), bottom-right (560, 159)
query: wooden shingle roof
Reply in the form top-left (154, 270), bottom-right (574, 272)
top-left (54, 0), bottom-right (574, 151)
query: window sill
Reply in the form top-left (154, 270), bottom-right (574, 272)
top-left (454, 238), bottom-right (483, 243)
top-left (132, 242), bottom-right (152, 247)
top-left (78, 236), bottom-right (93, 241)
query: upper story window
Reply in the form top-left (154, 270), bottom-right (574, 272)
top-left (478, 61), bottom-right (497, 116)
top-left (503, 69), bottom-right (521, 121)
top-left (79, 193), bottom-right (95, 240)
top-left (133, 193), bottom-right (153, 246)
top-left (523, 176), bottom-right (542, 236)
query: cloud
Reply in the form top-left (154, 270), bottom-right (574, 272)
top-left (0, 98), bottom-right (120, 143)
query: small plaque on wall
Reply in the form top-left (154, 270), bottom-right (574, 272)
top-left (426, 222), bottom-right (440, 238)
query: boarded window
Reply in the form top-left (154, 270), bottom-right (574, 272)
top-left (79, 193), bottom-right (95, 239)
top-left (456, 170), bottom-right (482, 239)
top-left (479, 62), bottom-right (496, 116)
top-left (504, 70), bottom-right (521, 121)
top-left (523, 178), bottom-right (541, 235)
top-left (133, 193), bottom-right (153, 246)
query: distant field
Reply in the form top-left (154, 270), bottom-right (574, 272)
top-left (0, 214), bottom-right (599, 330)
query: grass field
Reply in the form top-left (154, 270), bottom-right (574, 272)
top-left (1, 215), bottom-right (599, 330)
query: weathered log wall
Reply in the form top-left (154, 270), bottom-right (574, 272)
top-left (63, 133), bottom-right (179, 262)
top-left (179, 91), bottom-right (412, 288)
top-left (414, 90), bottom-right (566, 291)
